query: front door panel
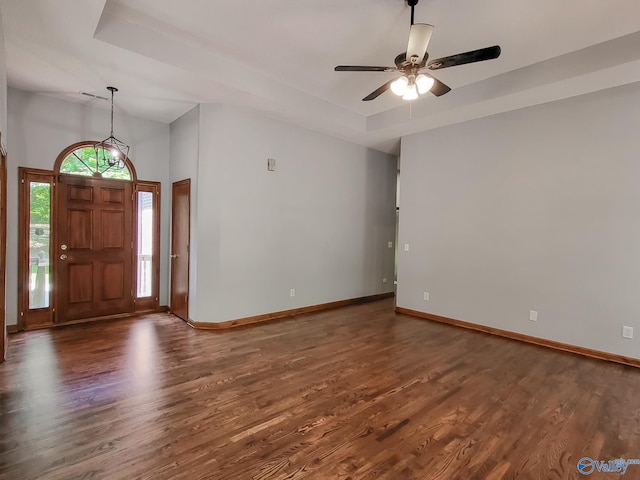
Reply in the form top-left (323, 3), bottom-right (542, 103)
top-left (56, 175), bottom-right (134, 322)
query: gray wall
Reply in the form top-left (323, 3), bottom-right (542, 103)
top-left (398, 82), bottom-right (640, 359)
top-left (190, 104), bottom-right (397, 323)
top-left (169, 105), bottom-right (200, 316)
top-left (6, 88), bottom-right (171, 325)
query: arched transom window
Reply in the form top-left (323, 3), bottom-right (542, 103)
top-left (59, 145), bottom-right (133, 180)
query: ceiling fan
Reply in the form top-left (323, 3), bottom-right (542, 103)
top-left (335, 0), bottom-right (501, 102)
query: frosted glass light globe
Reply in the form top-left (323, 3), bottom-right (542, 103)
top-left (402, 84), bottom-right (418, 100)
top-left (416, 74), bottom-right (434, 94)
top-left (390, 76), bottom-right (409, 96)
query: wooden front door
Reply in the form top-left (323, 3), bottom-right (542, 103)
top-left (55, 174), bottom-right (134, 323)
top-left (170, 179), bottom-right (190, 321)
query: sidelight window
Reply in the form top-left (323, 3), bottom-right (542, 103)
top-left (20, 168), bottom-right (55, 328)
top-left (136, 191), bottom-right (154, 297)
top-left (29, 182), bottom-right (51, 309)
top-left (134, 183), bottom-right (160, 312)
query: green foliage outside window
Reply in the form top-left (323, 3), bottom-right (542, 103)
top-left (60, 146), bottom-right (132, 180)
top-left (30, 183), bottom-right (50, 225)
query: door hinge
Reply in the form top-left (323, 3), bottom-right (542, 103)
top-left (131, 241), bottom-right (134, 249)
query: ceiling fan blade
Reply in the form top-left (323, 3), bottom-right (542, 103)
top-left (81, 92), bottom-right (109, 101)
top-left (362, 79), bottom-right (395, 101)
top-left (427, 74), bottom-right (451, 97)
top-left (427, 45), bottom-right (501, 70)
top-left (335, 65), bottom-right (396, 72)
top-left (406, 23), bottom-right (434, 65)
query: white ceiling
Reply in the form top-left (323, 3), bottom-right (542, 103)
top-left (2, 0), bottom-right (640, 154)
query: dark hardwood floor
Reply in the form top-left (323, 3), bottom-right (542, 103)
top-left (1, 299), bottom-right (640, 479)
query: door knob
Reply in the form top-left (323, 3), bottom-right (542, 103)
top-left (60, 254), bottom-right (67, 260)
top-left (170, 254), bottom-right (178, 259)
top-left (60, 244), bottom-right (68, 251)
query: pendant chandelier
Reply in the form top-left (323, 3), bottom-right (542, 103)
top-left (94, 86), bottom-right (130, 171)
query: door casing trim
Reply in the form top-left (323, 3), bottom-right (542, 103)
top-left (17, 166), bottom-right (161, 331)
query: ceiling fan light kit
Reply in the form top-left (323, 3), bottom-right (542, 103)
top-left (334, 0), bottom-right (501, 103)
top-left (392, 73), bottom-right (434, 98)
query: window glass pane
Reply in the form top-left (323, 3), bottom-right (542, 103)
top-left (60, 147), bottom-right (132, 180)
top-left (137, 191), bottom-right (154, 297)
top-left (29, 182), bottom-right (51, 309)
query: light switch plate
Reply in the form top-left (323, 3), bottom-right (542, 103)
top-left (529, 310), bottom-right (538, 322)
top-left (267, 158), bottom-right (276, 171)
top-left (404, 244), bottom-right (409, 252)
top-left (623, 326), bottom-right (634, 339)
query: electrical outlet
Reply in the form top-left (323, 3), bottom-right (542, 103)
top-left (623, 326), bottom-right (634, 339)
top-left (388, 241), bottom-right (393, 248)
top-left (382, 278), bottom-right (388, 284)
top-left (423, 292), bottom-right (429, 301)
top-left (529, 310), bottom-right (538, 322)
top-left (404, 244), bottom-right (410, 252)
top-left (290, 288), bottom-right (295, 297)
